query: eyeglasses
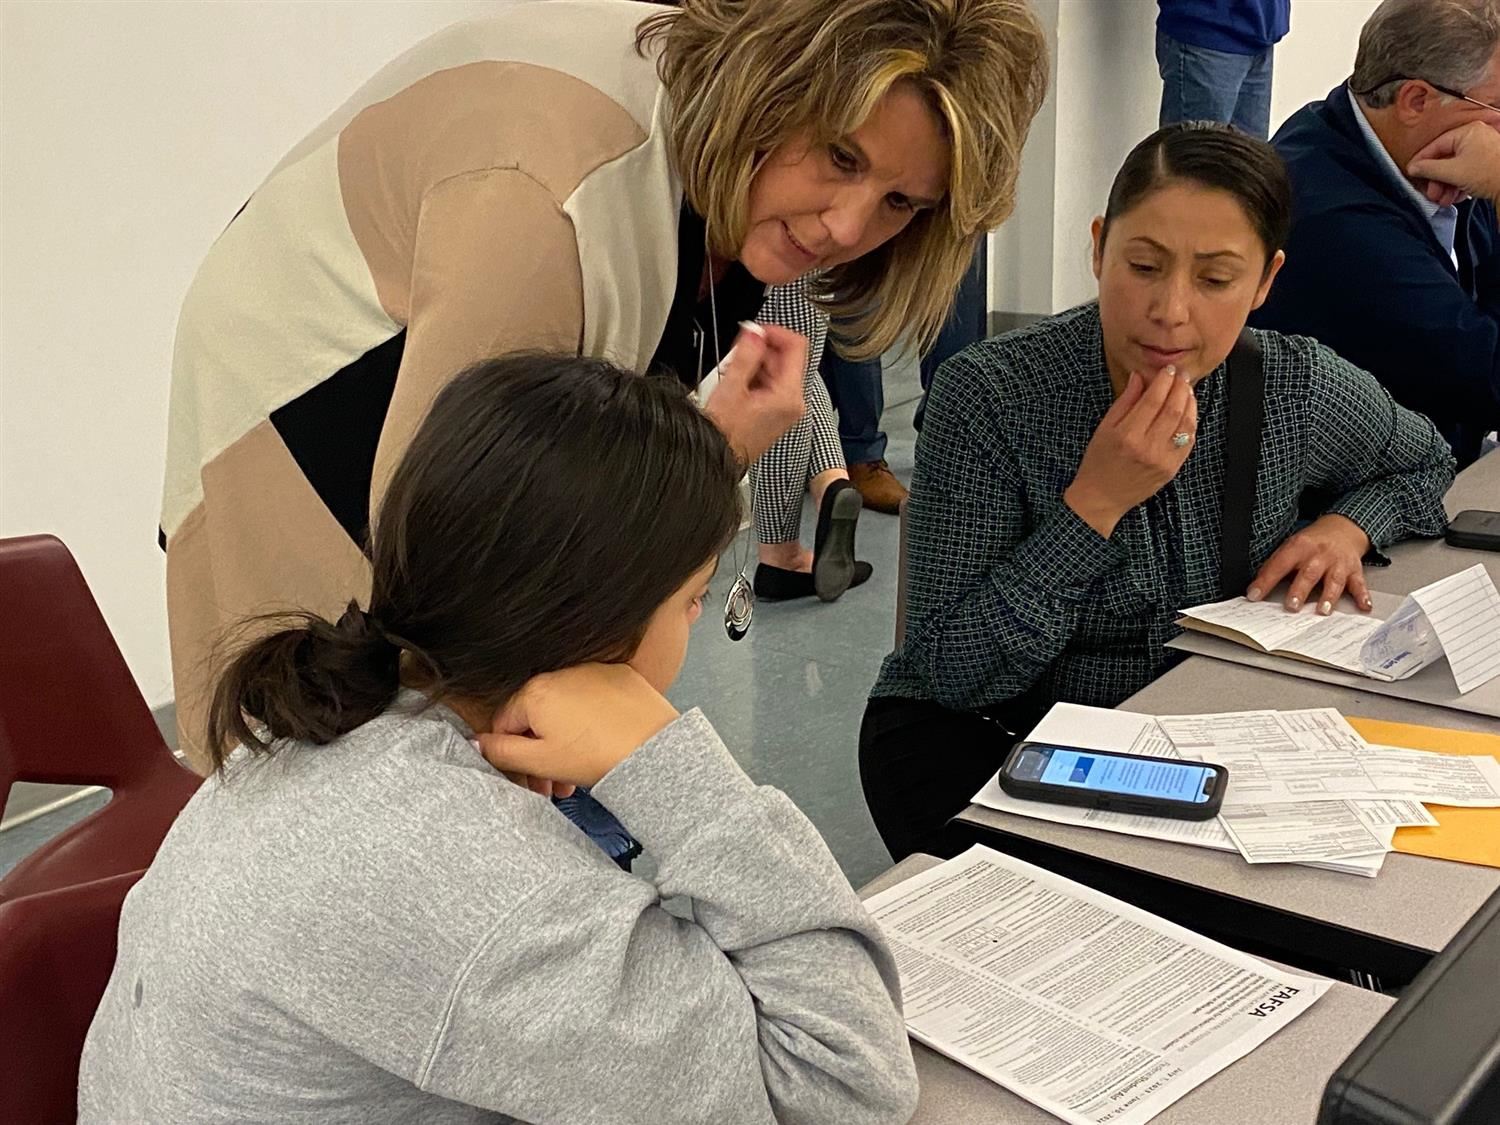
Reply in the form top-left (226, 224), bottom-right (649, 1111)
top-left (1352, 76), bottom-right (1500, 116)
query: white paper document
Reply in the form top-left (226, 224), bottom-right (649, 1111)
top-left (865, 846), bottom-right (1328, 1125)
top-left (1353, 798), bottom-right (1440, 829)
top-left (971, 704), bottom-right (1394, 874)
top-left (1406, 565), bottom-right (1500, 694)
top-left (1156, 709), bottom-right (1394, 806)
top-left (1179, 565), bottom-right (1500, 694)
top-left (1175, 597), bottom-right (1403, 677)
top-left (1218, 800), bottom-right (1387, 864)
top-left (1360, 744), bottom-right (1500, 806)
top-left (1155, 710), bottom-right (1444, 865)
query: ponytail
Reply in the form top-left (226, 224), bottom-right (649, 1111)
top-left (204, 601), bottom-right (406, 772)
top-left (202, 353), bottom-right (743, 776)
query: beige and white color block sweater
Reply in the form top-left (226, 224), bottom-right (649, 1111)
top-left (161, 2), bottom-right (709, 765)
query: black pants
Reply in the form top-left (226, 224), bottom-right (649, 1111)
top-left (859, 696), bottom-right (1026, 861)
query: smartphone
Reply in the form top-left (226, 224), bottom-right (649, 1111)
top-left (997, 742), bottom-right (1227, 820)
top-left (1445, 510), bottom-right (1500, 552)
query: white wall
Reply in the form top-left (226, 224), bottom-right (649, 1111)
top-left (1270, 0), bottom-right (1382, 128)
top-left (988, 0), bottom-right (1062, 317)
top-left (989, 0), bottom-right (1385, 316)
top-left (1049, 0), bottom-right (1162, 310)
top-left (0, 0), bottom-right (501, 707)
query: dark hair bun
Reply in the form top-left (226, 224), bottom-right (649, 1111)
top-left (1100, 122), bottom-right (1291, 265)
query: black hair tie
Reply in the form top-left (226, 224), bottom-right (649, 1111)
top-left (335, 602), bottom-right (403, 674)
top-left (335, 601), bottom-right (385, 641)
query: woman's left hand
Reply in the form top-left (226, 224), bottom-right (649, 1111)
top-left (1247, 514), bottom-right (1374, 615)
top-left (702, 321), bottom-right (807, 465)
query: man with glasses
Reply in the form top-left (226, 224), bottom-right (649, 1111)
top-left (1252, 0), bottom-right (1500, 466)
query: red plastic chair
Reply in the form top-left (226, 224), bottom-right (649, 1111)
top-left (0, 868), bottom-right (143, 1124)
top-left (0, 534), bottom-right (201, 903)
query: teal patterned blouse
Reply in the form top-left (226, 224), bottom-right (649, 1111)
top-left (874, 302), bottom-right (1456, 712)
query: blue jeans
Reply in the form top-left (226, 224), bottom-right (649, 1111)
top-left (1156, 30), bottom-right (1273, 140)
top-left (820, 347), bottom-right (887, 465)
top-left (822, 242), bottom-right (989, 449)
top-left (916, 245), bottom-right (988, 430)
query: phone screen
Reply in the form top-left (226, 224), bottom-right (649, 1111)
top-left (1031, 746), bottom-right (1214, 804)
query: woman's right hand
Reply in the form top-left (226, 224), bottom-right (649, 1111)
top-left (1064, 367), bottom-right (1198, 537)
top-left (702, 321), bottom-right (808, 465)
top-left (476, 664), bottom-right (680, 790)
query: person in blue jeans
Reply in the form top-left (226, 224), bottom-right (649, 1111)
top-left (822, 245), bottom-right (988, 513)
top-left (1157, 0), bottom-right (1291, 139)
top-left (821, 351), bottom-right (904, 514)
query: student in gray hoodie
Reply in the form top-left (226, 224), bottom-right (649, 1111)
top-left (79, 349), bottom-right (920, 1125)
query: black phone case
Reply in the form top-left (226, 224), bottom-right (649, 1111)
top-left (997, 742), bottom-right (1227, 820)
top-left (1444, 510), bottom-right (1500, 552)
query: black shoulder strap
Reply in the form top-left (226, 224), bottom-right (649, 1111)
top-left (1219, 329), bottom-right (1265, 599)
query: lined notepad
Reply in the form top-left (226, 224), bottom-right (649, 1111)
top-left (1410, 566), bottom-right (1500, 694)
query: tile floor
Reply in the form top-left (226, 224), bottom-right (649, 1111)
top-left (666, 353), bottom-right (924, 886)
top-left (666, 639), bottom-right (896, 881)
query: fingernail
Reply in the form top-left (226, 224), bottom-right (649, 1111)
top-left (1319, 600), bottom-right (1333, 615)
top-left (1247, 587), bottom-right (1262, 601)
top-left (737, 320), bottom-right (766, 338)
top-left (1163, 365), bottom-right (1176, 377)
top-left (1288, 597), bottom-right (1302, 611)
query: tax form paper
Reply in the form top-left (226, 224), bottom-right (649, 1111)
top-left (1176, 564), bottom-right (1500, 694)
top-left (865, 846), bottom-right (1327, 1125)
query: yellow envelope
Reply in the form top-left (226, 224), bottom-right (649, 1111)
top-left (1347, 717), bottom-right (1500, 869)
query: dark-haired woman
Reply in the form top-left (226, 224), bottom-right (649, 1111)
top-left (860, 123), bottom-right (1456, 859)
top-left (81, 356), bottom-right (919, 1124)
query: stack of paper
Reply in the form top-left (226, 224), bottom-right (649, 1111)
top-left (1156, 710), bottom-right (1423, 868)
top-left (866, 845), bottom-right (1329, 1125)
top-left (1177, 564), bottom-right (1500, 694)
top-left (1348, 717), bottom-right (1500, 869)
top-left (971, 702), bottom-right (1500, 876)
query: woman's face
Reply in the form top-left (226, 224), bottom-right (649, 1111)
top-left (1091, 182), bottom-right (1284, 386)
top-left (628, 558), bottom-right (717, 694)
top-left (739, 82), bottom-right (950, 284)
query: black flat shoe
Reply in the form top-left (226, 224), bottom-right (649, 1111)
top-left (814, 480), bottom-right (864, 602)
top-left (753, 564), bottom-right (817, 601)
top-left (753, 561), bottom-right (873, 602)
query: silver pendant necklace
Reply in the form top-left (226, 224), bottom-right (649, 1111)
top-left (702, 238), bottom-right (755, 642)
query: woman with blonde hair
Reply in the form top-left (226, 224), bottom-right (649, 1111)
top-left (162, 0), bottom-right (1048, 772)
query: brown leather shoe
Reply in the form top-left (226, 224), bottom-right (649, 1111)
top-left (847, 460), bottom-right (908, 515)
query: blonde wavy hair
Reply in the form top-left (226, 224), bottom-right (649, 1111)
top-left (638, 0), bottom-right (1049, 359)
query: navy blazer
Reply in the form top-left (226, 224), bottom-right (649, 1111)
top-left (1251, 84), bottom-right (1500, 467)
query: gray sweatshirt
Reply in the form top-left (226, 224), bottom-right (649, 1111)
top-left (78, 700), bottom-right (918, 1124)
